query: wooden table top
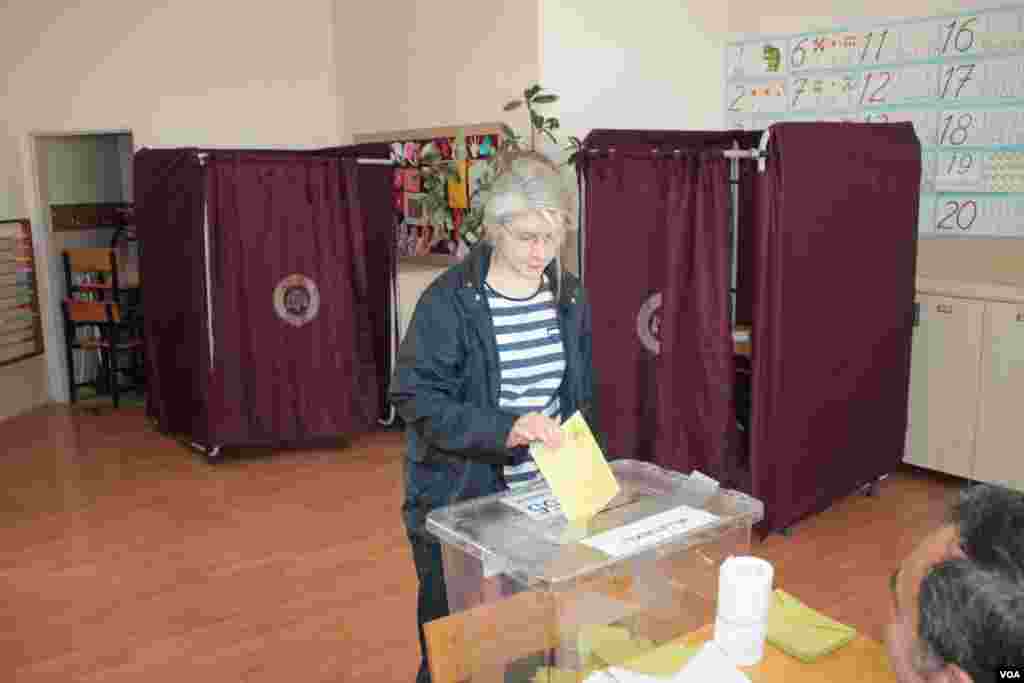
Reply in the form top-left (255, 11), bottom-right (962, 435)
top-left (674, 623), bottom-right (896, 683)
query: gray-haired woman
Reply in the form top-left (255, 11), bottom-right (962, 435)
top-left (389, 150), bottom-right (598, 682)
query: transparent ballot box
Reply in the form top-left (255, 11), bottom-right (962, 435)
top-left (424, 459), bottom-right (765, 682)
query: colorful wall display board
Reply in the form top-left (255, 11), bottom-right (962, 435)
top-left (353, 124), bottom-right (505, 261)
top-left (725, 4), bottom-right (1024, 238)
top-left (0, 219), bottom-right (44, 366)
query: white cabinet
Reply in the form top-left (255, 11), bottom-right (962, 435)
top-left (906, 280), bottom-right (1024, 492)
top-left (973, 301), bottom-right (1024, 491)
top-left (906, 294), bottom-right (984, 479)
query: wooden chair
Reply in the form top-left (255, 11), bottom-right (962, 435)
top-left (63, 248), bottom-right (135, 304)
top-left (62, 300), bottom-right (143, 408)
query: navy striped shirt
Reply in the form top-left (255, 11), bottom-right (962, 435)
top-left (486, 280), bottom-right (565, 489)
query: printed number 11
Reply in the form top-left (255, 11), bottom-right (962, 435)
top-left (860, 29), bottom-right (889, 63)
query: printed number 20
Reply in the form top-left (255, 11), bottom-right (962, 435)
top-left (937, 200), bottom-right (978, 231)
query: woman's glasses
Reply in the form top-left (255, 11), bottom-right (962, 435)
top-left (503, 224), bottom-right (563, 249)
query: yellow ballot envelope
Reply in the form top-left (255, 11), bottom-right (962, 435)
top-left (529, 411), bottom-right (620, 521)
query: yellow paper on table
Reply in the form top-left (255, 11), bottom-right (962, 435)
top-left (579, 624), bottom-right (654, 667)
top-left (623, 641), bottom-right (702, 678)
top-left (767, 589), bottom-right (858, 663)
top-left (530, 411), bottom-right (619, 522)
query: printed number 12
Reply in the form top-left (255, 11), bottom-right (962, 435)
top-left (861, 72), bottom-right (892, 104)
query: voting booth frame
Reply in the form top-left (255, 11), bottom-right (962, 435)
top-left (426, 459), bottom-right (764, 682)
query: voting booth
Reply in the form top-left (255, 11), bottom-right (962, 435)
top-left (426, 459), bottom-right (765, 681)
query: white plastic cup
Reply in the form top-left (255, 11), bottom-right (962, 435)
top-left (713, 556), bottom-right (774, 666)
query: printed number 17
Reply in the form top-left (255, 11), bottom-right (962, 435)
top-left (940, 64), bottom-right (976, 99)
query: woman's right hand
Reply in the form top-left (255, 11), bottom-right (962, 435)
top-left (506, 412), bottom-right (563, 451)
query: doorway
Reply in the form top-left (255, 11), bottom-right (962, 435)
top-left (28, 130), bottom-right (134, 403)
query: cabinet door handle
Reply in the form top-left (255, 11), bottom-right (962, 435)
top-left (936, 304), bottom-right (954, 314)
top-left (1017, 312), bottom-right (1024, 323)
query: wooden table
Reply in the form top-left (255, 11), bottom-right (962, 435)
top-left (425, 589), bottom-right (896, 683)
top-left (665, 623), bottom-right (895, 683)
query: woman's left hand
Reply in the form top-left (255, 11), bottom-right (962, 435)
top-left (506, 412), bottom-right (563, 451)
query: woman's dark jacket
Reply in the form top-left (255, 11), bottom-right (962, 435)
top-left (390, 242), bottom-right (598, 536)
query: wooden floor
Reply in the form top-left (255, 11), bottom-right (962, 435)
top-left (0, 404), bottom-right (964, 682)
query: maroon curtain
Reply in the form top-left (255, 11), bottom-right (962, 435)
top-left (581, 152), bottom-right (668, 463)
top-left (316, 145), bottom-right (396, 422)
top-left (204, 153), bottom-right (380, 445)
top-left (346, 161), bottom-right (394, 423)
top-left (580, 130), bottom-right (756, 476)
top-left (748, 122), bottom-right (921, 535)
top-left (135, 149), bottom-right (212, 443)
top-left (654, 153), bottom-right (736, 480)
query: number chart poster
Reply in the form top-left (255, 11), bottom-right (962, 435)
top-left (725, 5), bottom-right (1024, 239)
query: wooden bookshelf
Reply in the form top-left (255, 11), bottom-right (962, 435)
top-left (50, 202), bottom-right (132, 232)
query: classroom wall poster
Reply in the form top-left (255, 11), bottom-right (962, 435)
top-left (725, 4), bottom-right (1024, 239)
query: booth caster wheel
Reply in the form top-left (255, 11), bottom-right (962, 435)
top-left (188, 441), bottom-right (222, 463)
top-left (863, 475), bottom-right (887, 497)
top-left (378, 404), bottom-right (397, 427)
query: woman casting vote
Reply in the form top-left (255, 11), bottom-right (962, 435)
top-left (390, 150), bottom-right (598, 683)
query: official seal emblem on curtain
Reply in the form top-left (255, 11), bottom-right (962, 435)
top-left (636, 291), bottom-right (662, 355)
top-left (273, 274), bottom-right (320, 327)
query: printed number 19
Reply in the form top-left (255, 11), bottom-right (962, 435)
top-left (947, 152), bottom-right (973, 175)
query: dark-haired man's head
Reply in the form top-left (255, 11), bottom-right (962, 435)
top-left (886, 484), bottom-right (1024, 683)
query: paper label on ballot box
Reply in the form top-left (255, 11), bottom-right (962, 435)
top-left (500, 486), bottom-right (565, 520)
top-left (581, 505), bottom-right (720, 558)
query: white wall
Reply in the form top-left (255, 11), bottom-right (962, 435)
top-left (0, 0), bottom-right (344, 418)
top-left (541, 0), bottom-right (731, 149)
top-left (0, 131), bottom-right (27, 221)
top-left (727, 0), bottom-right (1009, 36)
top-left (0, 130), bottom-right (48, 421)
top-left (337, 0), bottom-right (541, 136)
top-left (3, 2), bottom-right (341, 151)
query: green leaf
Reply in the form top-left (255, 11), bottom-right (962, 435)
top-left (500, 123), bottom-right (518, 140)
top-left (503, 100), bottom-right (523, 111)
top-left (530, 112), bottom-right (545, 130)
top-left (542, 129), bottom-right (558, 145)
top-left (545, 118), bottom-right (560, 130)
top-left (532, 94), bottom-right (559, 104)
top-left (524, 84), bottom-right (543, 100)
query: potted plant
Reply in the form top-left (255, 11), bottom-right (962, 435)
top-left (410, 84), bottom-right (582, 258)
